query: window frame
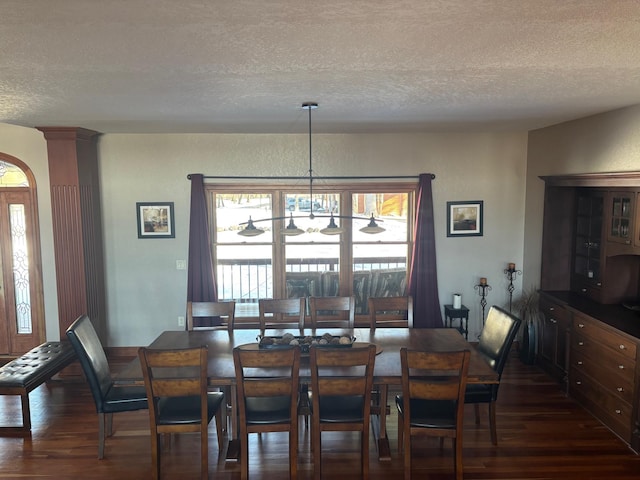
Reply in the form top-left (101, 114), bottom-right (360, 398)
top-left (207, 181), bottom-right (416, 324)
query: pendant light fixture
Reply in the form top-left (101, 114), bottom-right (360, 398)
top-left (238, 102), bottom-right (384, 237)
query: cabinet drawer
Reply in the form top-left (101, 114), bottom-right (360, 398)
top-left (569, 367), bottom-right (632, 441)
top-left (571, 331), bottom-right (636, 378)
top-left (573, 314), bottom-right (637, 360)
top-left (539, 298), bottom-right (569, 322)
top-left (571, 349), bottom-right (634, 404)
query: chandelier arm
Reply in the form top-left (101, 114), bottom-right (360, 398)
top-left (239, 214), bottom-right (384, 226)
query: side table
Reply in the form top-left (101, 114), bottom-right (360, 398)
top-left (444, 304), bottom-right (470, 340)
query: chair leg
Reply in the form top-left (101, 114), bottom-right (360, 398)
top-left (312, 424), bottom-right (322, 480)
top-left (362, 424), bottom-right (370, 479)
top-left (240, 430), bottom-right (249, 480)
top-left (489, 400), bottom-right (497, 445)
top-left (474, 403), bottom-right (481, 425)
top-left (151, 432), bottom-right (160, 480)
top-left (397, 412), bottom-right (403, 453)
top-left (289, 422), bottom-right (298, 479)
top-left (98, 412), bottom-right (106, 459)
top-left (215, 405), bottom-right (224, 452)
top-left (454, 436), bottom-right (463, 480)
top-left (200, 423), bottom-right (208, 480)
top-left (403, 425), bottom-right (411, 480)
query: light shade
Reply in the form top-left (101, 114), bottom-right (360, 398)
top-left (282, 214), bottom-right (305, 236)
top-left (319, 214), bottom-right (345, 235)
top-left (237, 217), bottom-right (265, 237)
top-left (359, 214), bottom-right (385, 234)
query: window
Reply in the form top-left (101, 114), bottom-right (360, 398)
top-left (209, 183), bottom-right (414, 323)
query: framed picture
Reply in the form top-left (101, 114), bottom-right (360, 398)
top-left (446, 201), bottom-right (483, 237)
top-left (136, 202), bottom-right (175, 238)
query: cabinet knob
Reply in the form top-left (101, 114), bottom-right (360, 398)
top-left (618, 365), bottom-right (624, 370)
top-left (575, 381), bottom-right (582, 385)
top-left (549, 307), bottom-right (555, 311)
top-left (581, 288), bottom-right (587, 293)
top-left (577, 361), bottom-right (583, 365)
top-left (596, 282), bottom-right (602, 286)
top-left (578, 341), bottom-right (584, 346)
top-left (615, 409), bottom-right (622, 415)
top-left (578, 323), bottom-right (585, 328)
top-left (617, 387), bottom-right (624, 392)
top-left (619, 344), bottom-right (626, 350)
top-left (550, 318), bottom-right (557, 324)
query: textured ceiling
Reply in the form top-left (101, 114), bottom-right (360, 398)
top-left (1, 0), bottom-right (640, 134)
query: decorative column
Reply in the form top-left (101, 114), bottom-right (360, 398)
top-left (37, 127), bottom-right (106, 342)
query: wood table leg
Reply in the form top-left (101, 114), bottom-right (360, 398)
top-left (373, 383), bottom-right (391, 461)
top-left (225, 385), bottom-right (239, 462)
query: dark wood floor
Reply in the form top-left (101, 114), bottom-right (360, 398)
top-left (1, 351), bottom-right (639, 479)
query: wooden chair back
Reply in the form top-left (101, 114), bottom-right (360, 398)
top-left (309, 344), bottom-right (377, 479)
top-left (368, 295), bottom-right (413, 330)
top-left (398, 348), bottom-right (470, 480)
top-left (186, 300), bottom-right (236, 332)
top-left (138, 345), bottom-right (223, 480)
top-left (258, 298), bottom-right (305, 331)
top-left (233, 346), bottom-right (301, 480)
top-left (309, 295), bottom-right (355, 329)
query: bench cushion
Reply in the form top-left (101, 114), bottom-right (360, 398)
top-left (0, 342), bottom-right (76, 390)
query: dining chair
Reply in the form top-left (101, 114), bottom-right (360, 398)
top-left (396, 348), bottom-right (470, 480)
top-left (367, 295), bottom-right (414, 440)
top-left (309, 295), bottom-right (355, 329)
top-left (258, 297), bottom-right (305, 331)
top-left (309, 344), bottom-right (376, 480)
top-left (464, 305), bottom-right (521, 445)
top-left (186, 300), bottom-right (236, 332)
top-left (66, 315), bottom-right (149, 459)
top-left (368, 295), bottom-right (414, 330)
top-left (233, 345), bottom-right (301, 480)
top-left (138, 345), bottom-right (225, 480)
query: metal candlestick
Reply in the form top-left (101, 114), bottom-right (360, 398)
top-left (474, 282), bottom-right (492, 328)
top-left (504, 266), bottom-right (522, 313)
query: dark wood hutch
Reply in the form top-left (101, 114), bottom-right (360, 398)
top-left (539, 171), bottom-right (640, 453)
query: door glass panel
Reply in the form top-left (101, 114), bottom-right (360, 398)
top-left (0, 161), bottom-right (29, 187)
top-left (9, 204), bottom-right (31, 334)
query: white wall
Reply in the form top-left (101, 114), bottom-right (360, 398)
top-left (524, 105), bottom-right (640, 293)
top-left (99, 132), bottom-right (528, 345)
top-left (1, 126), bottom-right (528, 346)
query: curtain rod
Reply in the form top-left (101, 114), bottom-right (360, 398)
top-left (187, 173), bottom-right (434, 180)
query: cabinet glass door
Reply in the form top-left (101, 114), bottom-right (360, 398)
top-left (608, 192), bottom-right (634, 244)
top-left (574, 193), bottom-right (602, 285)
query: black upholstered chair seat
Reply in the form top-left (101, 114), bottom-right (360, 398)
top-left (315, 394), bottom-right (365, 423)
top-left (463, 383), bottom-right (492, 404)
top-left (395, 396), bottom-right (457, 429)
top-left (245, 395), bottom-right (292, 424)
top-left (156, 392), bottom-right (224, 425)
top-left (102, 385), bottom-right (148, 413)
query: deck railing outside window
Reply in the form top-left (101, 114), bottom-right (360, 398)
top-left (217, 256), bottom-right (407, 315)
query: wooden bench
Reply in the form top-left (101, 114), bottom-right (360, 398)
top-left (0, 341), bottom-right (76, 435)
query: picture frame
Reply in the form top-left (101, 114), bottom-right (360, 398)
top-left (136, 202), bottom-right (175, 238)
top-left (446, 201), bottom-right (483, 237)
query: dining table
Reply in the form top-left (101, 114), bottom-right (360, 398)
top-left (116, 327), bottom-right (498, 462)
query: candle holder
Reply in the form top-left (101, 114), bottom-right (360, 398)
top-left (474, 279), bottom-right (491, 329)
top-left (504, 264), bottom-right (522, 313)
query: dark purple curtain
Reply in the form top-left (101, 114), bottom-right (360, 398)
top-left (408, 173), bottom-right (443, 328)
top-left (187, 174), bottom-right (217, 307)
